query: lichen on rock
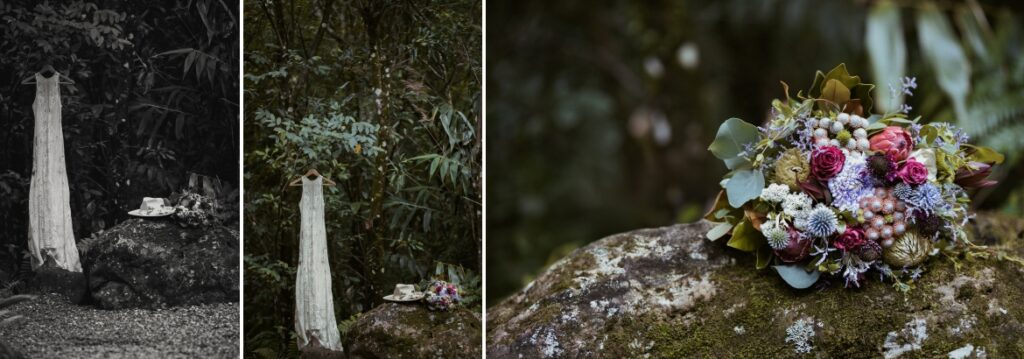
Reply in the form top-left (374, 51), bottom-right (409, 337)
top-left (488, 214), bottom-right (1024, 358)
top-left (346, 302), bottom-right (481, 358)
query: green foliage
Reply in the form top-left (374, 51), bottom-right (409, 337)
top-left (708, 118), bottom-right (758, 170)
top-left (243, 0), bottom-right (481, 356)
top-left (724, 169), bottom-right (764, 208)
top-left (0, 1), bottom-right (239, 267)
top-left (866, 1), bottom-right (906, 113)
top-left (726, 219), bottom-right (763, 252)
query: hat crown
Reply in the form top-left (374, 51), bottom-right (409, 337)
top-left (139, 197), bottom-right (166, 211)
top-left (392, 284), bottom-right (416, 296)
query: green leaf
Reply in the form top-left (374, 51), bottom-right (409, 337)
top-left (727, 219), bottom-right (763, 252)
top-left (706, 222), bottom-right (734, 241)
top-left (725, 169), bottom-right (764, 208)
top-left (708, 118), bottom-right (758, 170)
top-left (964, 144), bottom-right (1005, 164)
top-left (866, 1), bottom-right (907, 113)
top-left (756, 245), bottom-right (772, 270)
top-left (917, 4), bottom-right (971, 121)
top-left (772, 265), bottom-right (821, 289)
top-left (821, 79), bottom-right (851, 105)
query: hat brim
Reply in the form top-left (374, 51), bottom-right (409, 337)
top-left (128, 208), bottom-right (176, 217)
top-left (383, 293), bottom-right (424, 302)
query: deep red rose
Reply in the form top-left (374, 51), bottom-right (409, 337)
top-left (869, 126), bottom-right (914, 161)
top-left (835, 227), bottom-right (867, 251)
top-left (898, 158), bottom-right (929, 185)
top-left (774, 226), bottom-right (812, 263)
top-left (810, 146), bottom-right (846, 180)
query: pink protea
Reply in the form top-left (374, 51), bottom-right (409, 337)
top-left (869, 126), bottom-right (914, 161)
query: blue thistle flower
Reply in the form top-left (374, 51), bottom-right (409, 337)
top-left (893, 182), bottom-right (914, 201)
top-left (904, 183), bottom-right (945, 216)
top-left (804, 205), bottom-right (839, 238)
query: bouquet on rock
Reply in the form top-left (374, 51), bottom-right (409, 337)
top-left (705, 64), bottom-right (1006, 290)
top-left (424, 280), bottom-right (461, 311)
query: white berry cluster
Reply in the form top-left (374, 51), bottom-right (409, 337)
top-left (806, 113), bottom-right (870, 151)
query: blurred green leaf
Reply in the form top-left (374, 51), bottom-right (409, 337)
top-left (725, 169), bottom-right (764, 208)
top-left (917, 3), bottom-right (971, 120)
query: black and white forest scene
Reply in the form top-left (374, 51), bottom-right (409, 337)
top-left (0, 1), bottom-right (240, 358)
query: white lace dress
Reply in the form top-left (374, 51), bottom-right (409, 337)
top-left (27, 72), bottom-right (81, 272)
top-left (294, 176), bottom-right (343, 352)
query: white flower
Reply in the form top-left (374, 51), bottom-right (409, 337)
top-left (909, 148), bottom-right (937, 182)
top-left (760, 183), bottom-right (790, 203)
top-left (782, 192), bottom-right (812, 218)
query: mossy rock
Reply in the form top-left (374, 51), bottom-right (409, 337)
top-left (347, 302), bottom-right (481, 358)
top-left (80, 218), bottom-right (239, 309)
top-left (487, 214), bottom-right (1024, 358)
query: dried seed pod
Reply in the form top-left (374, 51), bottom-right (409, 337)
top-left (883, 232), bottom-right (933, 267)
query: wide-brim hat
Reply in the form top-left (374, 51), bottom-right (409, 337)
top-left (128, 197), bottom-right (175, 217)
top-left (383, 284), bottom-right (424, 302)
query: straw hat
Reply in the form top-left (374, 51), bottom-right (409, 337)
top-left (127, 197), bottom-right (175, 217)
top-left (382, 284), bottom-right (424, 302)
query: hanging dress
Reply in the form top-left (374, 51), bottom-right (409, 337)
top-left (27, 72), bottom-right (81, 272)
top-left (295, 175), bottom-right (343, 352)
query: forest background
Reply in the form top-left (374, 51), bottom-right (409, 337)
top-left (0, 0), bottom-right (239, 285)
top-left (487, 0), bottom-right (1024, 303)
top-left (243, 0), bottom-right (482, 356)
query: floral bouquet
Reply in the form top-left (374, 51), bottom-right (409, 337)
top-left (172, 191), bottom-right (220, 228)
top-left (424, 280), bottom-right (462, 311)
top-left (705, 64), bottom-right (1005, 290)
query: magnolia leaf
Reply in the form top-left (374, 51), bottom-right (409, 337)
top-left (756, 245), bottom-right (772, 270)
top-left (706, 222), bottom-right (734, 242)
top-left (964, 144), bottom-right (1004, 164)
top-left (727, 219), bottom-right (763, 252)
top-left (708, 118), bottom-right (758, 170)
top-left (725, 169), bottom-right (764, 208)
top-left (917, 4), bottom-right (970, 121)
top-left (773, 265), bottom-right (821, 289)
top-left (866, 1), bottom-right (907, 113)
top-left (821, 79), bottom-right (851, 106)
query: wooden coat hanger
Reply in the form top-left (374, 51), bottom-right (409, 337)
top-left (21, 64), bottom-right (75, 85)
top-left (289, 168), bottom-right (336, 187)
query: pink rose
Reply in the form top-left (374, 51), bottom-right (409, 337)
top-left (869, 126), bottom-right (914, 161)
top-left (774, 226), bottom-right (811, 263)
top-left (810, 146), bottom-right (846, 180)
top-left (898, 158), bottom-right (929, 185)
top-left (834, 227), bottom-right (866, 251)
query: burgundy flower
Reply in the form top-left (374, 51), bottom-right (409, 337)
top-left (869, 126), bottom-right (914, 161)
top-left (774, 226), bottom-right (811, 263)
top-left (810, 146), bottom-right (846, 180)
top-left (858, 240), bottom-right (882, 262)
top-left (797, 177), bottom-right (831, 203)
top-left (955, 162), bottom-right (998, 188)
top-left (835, 227), bottom-right (867, 251)
top-left (898, 158), bottom-right (929, 185)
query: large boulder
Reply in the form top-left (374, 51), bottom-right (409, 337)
top-left (348, 302), bottom-right (482, 358)
top-left (80, 218), bottom-right (239, 309)
top-left (487, 214), bottom-right (1024, 358)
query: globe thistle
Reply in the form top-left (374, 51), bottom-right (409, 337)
top-left (773, 148), bottom-right (810, 190)
top-left (764, 225), bottom-right (790, 250)
top-left (760, 183), bottom-right (791, 203)
top-left (805, 204), bottom-right (839, 238)
top-left (904, 183), bottom-right (945, 216)
top-left (893, 182), bottom-right (914, 202)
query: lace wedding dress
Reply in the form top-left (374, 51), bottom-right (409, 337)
top-left (27, 72), bottom-right (81, 272)
top-left (295, 176), bottom-right (343, 352)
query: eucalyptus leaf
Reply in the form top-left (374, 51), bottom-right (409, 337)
top-left (725, 169), bottom-right (764, 208)
top-left (706, 222), bottom-right (734, 242)
top-left (917, 4), bottom-right (971, 121)
top-left (866, 1), bottom-right (906, 112)
top-left (773, 265), bottom-right (821, 289)
top-left (708, 118), bottom-right (758, 170)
